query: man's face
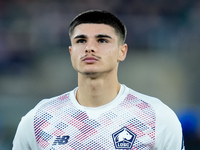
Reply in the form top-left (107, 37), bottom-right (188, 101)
top-left (69, 23), bottom-right (127, 77)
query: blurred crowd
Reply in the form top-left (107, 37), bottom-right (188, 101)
top-left (0, 0), bottom-right (200, 149)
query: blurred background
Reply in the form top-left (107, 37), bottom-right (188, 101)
top-left (0, 0), bottom-right (200, 149)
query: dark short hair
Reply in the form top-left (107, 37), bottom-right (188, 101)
top-left (68, 10), bottom-right (127, 43)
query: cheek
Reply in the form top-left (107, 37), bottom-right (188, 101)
top-left (103, 47), bottom-right (120, 60)
top-left (70, 51), bottom-right (78, 66)
top-left (70, 49), bottom-right (85, 70)
top-left (71, 45), bottom-right (85, 57)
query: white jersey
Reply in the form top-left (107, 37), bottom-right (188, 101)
top-left (12, 84), bottom-right (184, 150)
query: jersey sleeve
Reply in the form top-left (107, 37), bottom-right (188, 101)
top-left (155, 102), bottom-right (185, 150)
top-left (12, 108), bottom-right (38, 150)
top-left (12, 99), bottom-right (49, 150)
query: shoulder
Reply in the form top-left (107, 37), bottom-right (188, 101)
top-left (125, 86), bottom-right (183, 149)
top-left (125, 85), bottom-right (165, 110)
top-left (125, 85), bottom-right (175, 114)
top-left (125, 85), bottom-right (180, 126)
top-left (12, 90), bottom-right (74, 149)
top-left (34, 87), bottom-right (77, 111)
top-left (126, 86), bottom-right (180, 124)
top-left (123, 85), bottom-right (179, 126)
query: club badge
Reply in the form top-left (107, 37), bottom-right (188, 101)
top-left (112, 127), bottom-right (137, 149)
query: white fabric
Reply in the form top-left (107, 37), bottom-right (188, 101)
top-left (12, 84), bottom-right (184, 150)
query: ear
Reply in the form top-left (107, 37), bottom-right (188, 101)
top-left (118, 43), bottom-right (128, 61)
top-left (69, 46), bottom-right (72, 54)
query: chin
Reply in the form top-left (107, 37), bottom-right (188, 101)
top-left (81, 67), bottom-right (100, 74)
top-left (84, 71), bottom-right (98, 75)
top-left (82, 72), bottom-right (100, 79)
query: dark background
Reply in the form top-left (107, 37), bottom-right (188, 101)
top-left (0, 0), bottom-right (200, 149)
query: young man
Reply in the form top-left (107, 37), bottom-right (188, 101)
top-left (12, 10), bottom-right (184, 150)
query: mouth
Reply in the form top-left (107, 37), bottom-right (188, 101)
top-left (81, 54), bottom-right (101, 64)
top-left (82, 57), bottom-right (99, 63)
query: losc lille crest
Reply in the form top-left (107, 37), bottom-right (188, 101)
top-left (112, 127), bottom-right (137, 149)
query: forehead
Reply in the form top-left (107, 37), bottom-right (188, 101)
top-left (71, 23), bottom-right (117, 38)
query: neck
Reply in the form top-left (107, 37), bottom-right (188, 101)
top-left (76, 69), bottom-right (120, 107)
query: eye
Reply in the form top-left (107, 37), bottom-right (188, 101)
top-left (76, 39), bottom-right (86, 43)
top-left (98, 39), bottom-right (108, 43)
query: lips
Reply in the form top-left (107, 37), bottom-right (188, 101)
top-left (82, 57), bottom-right (99, 63)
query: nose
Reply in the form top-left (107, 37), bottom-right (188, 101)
top-left (85, 40), bottom-right (96, 53)
top-left (85, 49), bottom-right (95, 53)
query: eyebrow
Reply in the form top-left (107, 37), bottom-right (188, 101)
top-left (95, 34), bottom-right (112, 39)
top-left (73, 34), bottom-right (112, 39)
top-left (74, 35), bottom-right (87, 39)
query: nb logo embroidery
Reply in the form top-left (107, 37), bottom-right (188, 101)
top-left (52, 135), bottom-right (70, 145)
top-left (112, 127), bottom-right (137, 149)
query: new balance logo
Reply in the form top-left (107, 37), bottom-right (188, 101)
top-left (52, 135), bottom-right (70, 145)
